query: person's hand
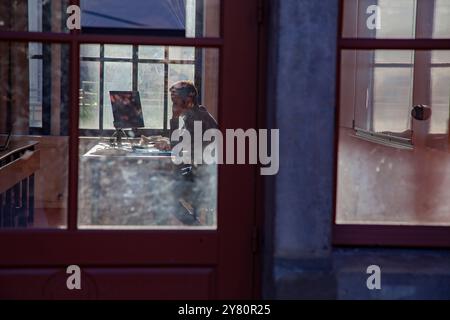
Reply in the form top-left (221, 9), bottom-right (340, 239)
top-left (172, 104), bottom-right (183, 118)
top-left (139, 135), bottom-right (151, 145)
top-left (140, 135), bottom-right (166, 145)
top-left (155, 139), bottom-right (171, 151)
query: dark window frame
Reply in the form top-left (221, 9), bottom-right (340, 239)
top-left (78, 43), bottom-right (200, 137)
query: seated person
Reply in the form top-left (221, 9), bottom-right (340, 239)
top-left (140, 81), bottom-right (218, 224)
top-left (141, 80), bottom-right (218, 152)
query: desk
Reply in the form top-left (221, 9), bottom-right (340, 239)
top-left (84, 143), bottom-right (173, 159)
top-left (80, 142), bottom-right (184, 226)
top-left (79, 142), bottom-right (217, 227)
top-left (0, 141), bottom-right (40, 227)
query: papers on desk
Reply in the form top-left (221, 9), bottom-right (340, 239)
top-left (85, 143), bottom-right (172, 157)
top-left (88, 146), bottom-right (129, 156)
top-left (132, 146), bottom-right (172, 156)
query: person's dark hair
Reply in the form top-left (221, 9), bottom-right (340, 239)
top-left (169, 80), bottom-right (198, 105)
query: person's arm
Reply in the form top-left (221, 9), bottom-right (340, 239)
top-left (169, 117), bottom-right (180, 149)
top-left (154, 104), bottom-right (184, 151)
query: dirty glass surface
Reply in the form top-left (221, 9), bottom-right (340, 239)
top-left (78, 45), bottom-right (219, 229)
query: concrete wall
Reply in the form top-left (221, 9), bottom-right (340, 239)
top-left (264, 0), bottom-right (450, 299)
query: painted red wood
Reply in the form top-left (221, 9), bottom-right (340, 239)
top-left (333, 225), bottom-right (450, 247)
top-left (0, 268), bottom-right (215, 300)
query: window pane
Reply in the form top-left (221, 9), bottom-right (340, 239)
top-left (375, 50), bottom-right (414, 64)
top-left (169, 64), bottom-right (195, 84)
top-left (78, 47), bottom-right (219, 229)
top-left (346, 50), bottom-right (414, 135)
top-left (0, 42), bottom-right (69, 229)
top-left (338, 49), bottom-right (450, 226)
top-left (139, 46), bottom-right (165, 60)
top-left (432, 50), bottom-right (450, 64)
top-left (29, 48), bottom-right (43, 128)
top-left (81, 44), bottom-right (100, 58)
top-left (376, 0), bottom-right (416, 38)
top-left (169, 46), bottom-right (195, 61)
top-left (431, 66), bottom-right (450, 133)
top-left (342, 0), bottom-right (417, 38)
top-left (433, 0), bottom-right (450, 38)
top-left (373, 67), bottom-right (414, 133)
top-left (81, 0), bottom-right (220, 38)
top-left (104, 45), bottom-right (132, 59)
top-left (138, 64), bottom-right (165, 129)
top-left (103, 62), bottom-right (133, 129)
top-left (80, 61), bottom-right (100, 129)
top-left (343, 0), bottom-right (450, 39)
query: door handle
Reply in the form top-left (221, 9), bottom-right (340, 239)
top-left (411, 104), bottom-right (431, 121)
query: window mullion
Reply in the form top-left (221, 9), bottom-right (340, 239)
top-left (132, 45), bottom-right (138, 92)
top-left (163, 46), bottom-right (169, 132)
top-left (99, 44), bottom-right (104, 131)
top-left (412, 0), bottom-right (435, 107)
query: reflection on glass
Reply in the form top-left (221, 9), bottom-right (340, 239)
top-left (343, 0), bottom-right (450, 39)
top-left (337, 49), bottom-right (450, 226)
top-left (78, 47), bottom-right (219, 229)
top-left (0, 42), bottom-right (69, 229)
top-left (80, 0), bottom-right (220, 37)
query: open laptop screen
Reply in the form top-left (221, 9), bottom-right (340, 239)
top-left (109, 91), bottom-right (145, 129)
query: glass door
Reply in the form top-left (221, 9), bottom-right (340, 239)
top-left (0, 0), bottom-right (261, 299)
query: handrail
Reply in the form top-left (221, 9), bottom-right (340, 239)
top-left (0, 150), bottom-right (40, 194)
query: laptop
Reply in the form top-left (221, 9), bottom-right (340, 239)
top-left (0, 132), bottom-right (11, 152)
top-left (109, 91), bottom-right (145, 129)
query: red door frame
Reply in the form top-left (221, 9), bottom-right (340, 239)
top-left (0, 0), bottom-right (262, 299)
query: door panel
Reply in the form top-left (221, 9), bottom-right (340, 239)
top-left (0, 268), bottom-right (215, 299)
